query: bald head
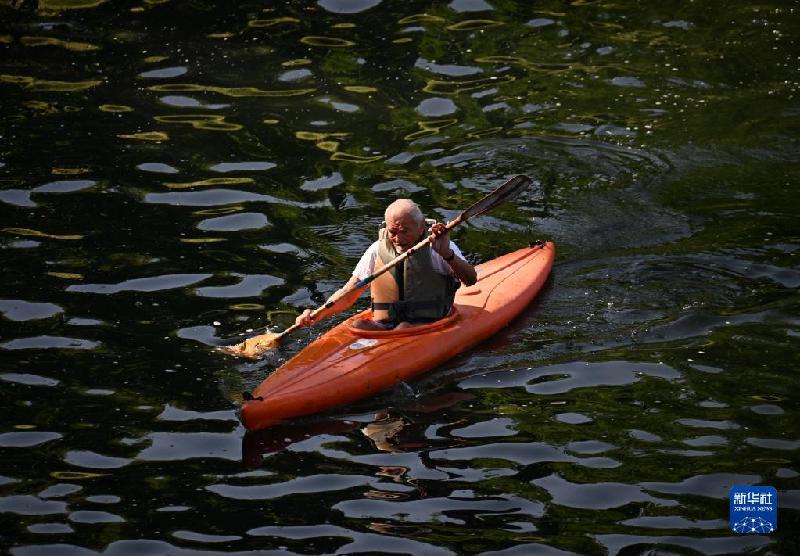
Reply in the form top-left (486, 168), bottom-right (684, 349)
top-left (384, 199), bottom-right (426, 252)
top-left (385, 198), bottom-right (424, 225)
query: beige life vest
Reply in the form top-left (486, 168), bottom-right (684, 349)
top-left (370, 221), bottom-right (460, 323)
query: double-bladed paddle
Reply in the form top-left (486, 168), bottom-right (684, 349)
top-left (222, 174), bottom-right (533, 358)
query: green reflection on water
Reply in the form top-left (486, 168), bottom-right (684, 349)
top-left (148, 83), bottom-right (316, 97)
top-left (300, 35), bottom-right (356, 48)
top-left (2, 73), bottom-right (102, 91)
top-left (247, 17), bottom-right (299, 29)
top-left (446, 19), bottom-right (505, 32)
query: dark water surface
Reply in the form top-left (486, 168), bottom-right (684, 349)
top-left (1, 0), bottom-right (799, 554)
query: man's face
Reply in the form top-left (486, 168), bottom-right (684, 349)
top-left (385, 212), bottom-right (425, 253)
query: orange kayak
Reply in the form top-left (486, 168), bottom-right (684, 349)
top-left (240, 242), bottom-right (555, 431)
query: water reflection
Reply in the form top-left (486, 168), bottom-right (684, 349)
top-left (0, 300), bottom-right (63, 321)
top-left (0, 431), bottom-right (62, 448)
top-left (1, 0), bottom-right (798, 553)
top-left (67, 274), bottom-right (213, 294)
top-left (1, 336), bottom-right (99, 350)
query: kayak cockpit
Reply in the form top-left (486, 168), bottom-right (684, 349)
top-left (347, 306), bottom-right (461, 338)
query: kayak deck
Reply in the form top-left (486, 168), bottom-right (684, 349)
top-left (241, 242), bottom-right (554, 431)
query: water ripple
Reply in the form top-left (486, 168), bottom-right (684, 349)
top-left (172, 530), bottom-right (240, 543)
top-left (144, 188), bottom-right (329, 208)
top-left (620, 515), bottom-right (727, 530)
top-left (0, 299), bottom-right (63, 321)
top-left (318, 0), bottom-right (382, 14)
top-left (208, 474), bottom-right (376, 500)
top-left (334, 491), bottom-right (544, 525)
top-left (137, 432), bottom-right (240, 462)
top-left (26, 523), bottom-right (74, 534)
top-left (746, 437), bottom-right (800, 451)
top-left (67, 274), bottom-right (213, 294)
top-left (156, 405), bottom-right (238, 422)
top-left (1, 336), bottom-right (99, 351)
top-left (197, 212), bottom-right (269, 231)
top-left (0, 495), bottom-right (68, 516)
top-left (209, 161), bottom-right (276, 173)
top-left (63, 451), bottom-right (132, 470)
top-left (39, 484), bottom-right (81, 498)
top-left (461, 360), bottom-right (680, 394)
top-left (482, 544), bottom-right (577, 556)
top-left (641, 473), bottom-right (761, 499)
top-left (0, 431), bottom-right (62, 448)
top-left (195, 274), bottom-right (284, 298)
top-left (429, 441), bottom-right (619, 469)
top-left (594, 533), bottom-right (769, 555)
top-left (68, 510), bottom-right (124, 523)
top-left (136, 162), bottom-right (179, 174)
top-left (532, 474), bottom-right (676, 510)
top-left (451, 417), bottom-right (516, 438)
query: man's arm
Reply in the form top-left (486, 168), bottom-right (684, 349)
top-left (295, 243), bottom-right (377, 328)
top-left (442, 247), bottom-right (477, 286)
top-left (295, 275), bottom-right (365, 327)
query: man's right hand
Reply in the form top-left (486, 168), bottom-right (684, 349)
top-left (295, 309), bottom-right (315, 327)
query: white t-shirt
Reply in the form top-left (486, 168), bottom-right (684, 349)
top-left (352, 240), bottom-right (464, 281)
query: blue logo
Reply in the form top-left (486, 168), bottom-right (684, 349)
top-left (730, 486), bottom-right (777, 534)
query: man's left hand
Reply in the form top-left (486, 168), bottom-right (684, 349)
top-left (429, 222), bottom-right (452, 258)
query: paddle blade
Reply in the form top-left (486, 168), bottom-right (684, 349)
top-left (219, 332), bottom-right (283, 359)
top-left (459, 174), bottom-right (532, 221)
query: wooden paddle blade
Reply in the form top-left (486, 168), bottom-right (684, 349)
top-left (459, 175), bottom-right (532, 221)
top-left (219, 332), bottom-right (283, 359)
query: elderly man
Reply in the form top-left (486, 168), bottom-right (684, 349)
top-left (296, 198), bottom-right (476, 331)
